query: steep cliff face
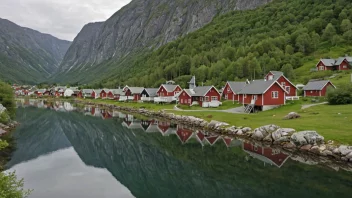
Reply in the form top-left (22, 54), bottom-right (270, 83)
top-left (0, 18), bottom-right (71, 83)
top-left (57, 0), bottom-right (271, 76)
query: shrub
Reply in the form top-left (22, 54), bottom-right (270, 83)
top-left (327, 84), bottom-right (352, 105)
top-left (0, 81), bottom-right (15, 119)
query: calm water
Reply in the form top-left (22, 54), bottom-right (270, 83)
top-left (6, 100), bottom-right (352, 198)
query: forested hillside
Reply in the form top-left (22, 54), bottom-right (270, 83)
top-left (93, 0), bottom-right (352, 88)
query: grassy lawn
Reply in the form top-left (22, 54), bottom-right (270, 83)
top-left (177, 101), bottom-right (242, 110)
top-left (169, 100), bottom-right (352, 145)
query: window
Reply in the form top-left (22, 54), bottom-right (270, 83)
top-left (225, 95), bottom-right (228, 100)
top-left (205, 96), bottom-right (209, 102)
top-left (343, 65), bottom-right (348, 68)
top-left (319, 66), bottom-right (324, 70)
top-left (227, 88), bottom-right (230, 92)
top-left (285, 86), bottom-right (290, 93)
top-left (253, 95), bottom-right (257, 100)
top-left (310, 91), bottom-right (313, 93)
top-left (281, 82), bottom-right (286, 87)
top-left (181, 99), bottom-right (183, 103)
top-left (183, 93), bottom-right (185, 96)
top-left (200, 97), bottom-right (203, 101)
top-left (188, 99), bottom-right (191, 104)
top-left (244, 94), bottom-right (247, 98)
top-left (272, 91), bottom-right (279, 98)
top-left (211, 96), bottom-right (218, 101)
top-left (268, 75), bottom-right (273, 80)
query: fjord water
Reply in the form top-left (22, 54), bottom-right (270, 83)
top-left (6, 104), bottom-right (352, 198)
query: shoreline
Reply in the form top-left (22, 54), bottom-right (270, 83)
top-left (72, 99), bottom-right (352, 166)
top-left (0, 120), bottom-right (18, 171)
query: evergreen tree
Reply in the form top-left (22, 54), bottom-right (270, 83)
top-left (322, 23), bottom-right (337, 41)
top-left (281, 64), bottom-right (295, 79)
top-left (341, 19), bottom-right (352, 33)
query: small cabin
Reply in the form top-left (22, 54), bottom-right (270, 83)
top-left (303, 80), bottom-right (336, 97)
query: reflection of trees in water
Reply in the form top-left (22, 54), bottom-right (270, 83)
top-left (10, 103), bottom-right (352, 197)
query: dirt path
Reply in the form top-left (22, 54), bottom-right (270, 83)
top-left (301, 102), bottom-right (328, 110)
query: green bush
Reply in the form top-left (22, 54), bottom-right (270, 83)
top-left (0, 112), bottom-right (10, 124)
top-left (0, 171), bottom-right (32, 198)
top-left (0, 81), bottom-right (15, 119)
top-left (327, 84), bottom-right (352, 105)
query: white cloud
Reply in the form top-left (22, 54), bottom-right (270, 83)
top-left (0, 0), bottom-right (131, 41)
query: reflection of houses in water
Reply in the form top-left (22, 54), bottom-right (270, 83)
top-left (157, 121), bottom-right (177, 136)
top-left (101, 109), bottom-right (112, 120)
top-left (64, 102), bottom-right (75, 112)
top-left (122, 114), bottom-right (143, 129)
top-left (176, 125), bottom-right (195, 144)
top-left (204, 135), bottom-right (221, 146)
top-left (222, 136), bottom-right (242, 148)
top-left (140, 119), bottom-right (159, 133)
top-left (242, 142), bottom-right (291, 168)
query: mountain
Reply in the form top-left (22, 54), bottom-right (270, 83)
top-left (0, 18), bottom-right (71, 84)
top-left (91, 0), bottom-right (352, 88)
top-left (54, 0), bottom-right (271, 83)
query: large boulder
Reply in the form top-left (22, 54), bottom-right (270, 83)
top-left (252, 130), bottom-right (264, 140)
top-left (272, 128), bottom-right (296, 141)
top-left (251, 125), bottom-right (279, 140)
top-left (338, 145), bottom-right (352, 156)
top-left (283, 112), bottom-right (301, 120)
top-left (291, 131), bottom-right (324, 146)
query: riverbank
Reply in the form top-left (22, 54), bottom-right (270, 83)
top-left (69, 99), bottom-right (352, 165)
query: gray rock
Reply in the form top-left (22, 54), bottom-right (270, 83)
top-left (263, 134), bottom-right (273, 143)
top-left (341, 157), bottom-right (349, 161)
top-left (0, 104), bottom-right (6, 114)
top-left (309, 146), bottom-right (320, 154)
top-left (236, 130), bottom-right (243, 135)
top-left (0, 128), bottom-right (7, 135)
top-left (273, 136), bottom-right (290, 145)
top-left (322, 150), bottom-right (333, 156)
top-left (291, 131), bottom-right (324, 146)
top-left (283, 142), bottom-right (296, 149)
top-left (346, 152), bottom-right (352, 159)
top-left (207, 120), bottom-right (229, 129)
top-left (300, 144), bottom-right (312, 151)
top-left (271, 128), bottom-right (295, 141)
top-left (283, 112), bottom-right (301, 120)
top-left (333, 148), bottom-right (340, 154)
top-left (338, 145), bottom-right (352, 156)
top-left (242, 127), bottom-right (251, 133)
top-left (252, 130), bottom-right (264, 140)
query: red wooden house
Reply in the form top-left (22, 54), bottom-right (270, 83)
top-left (242, 142), bottom-right (290, 168)
top-left (178, 86), bottom-right (221, 107)
top-left (107, 89), bottom-right (123, 100)
top-left (316, 58), bottom-right (351, 71)
top-left (123, 86), bottom-right (144, 101)
top-left (91, 89), bottom-right (102, 99)
top-left (100, 89), bottom-right (108, 99)
top-left (34, 89), bottom-right (46, 97)
top-left (238, 80), bottom-right (286, 111)
top-left (156, 84), bottom-right (182, 97)
top-left (222, 82), bottom-right (247, 101)
top-left (265, 71), bottom-right (297, 97)
top-left (303, 80), bottom-right (336, 97)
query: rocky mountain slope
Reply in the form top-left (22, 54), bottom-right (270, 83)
top-left (0, 18), bottom-right (71, 83)
top-left (55, 0), bottom-right (271, 83)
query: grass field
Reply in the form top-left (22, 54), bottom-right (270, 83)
top-left (168, 100), bottom-right (352, 145)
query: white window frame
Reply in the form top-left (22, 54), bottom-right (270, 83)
top-left (200, 97), bottom-right (203, 101)
top-left (285, 86), bottom-right (290, 93)
top-left (272, 91), bottom-right (279, 99)
top-left (211, 96), bottom-right (218, 101)
top-left (181, 99), bottom-right (183, 103)
top-left (281, 82), bottom-right (286, 87)
top-left (227, 88), bottom-right (230, 92)
top-left (205, 96), bottom-right (209, 102)
top-left (343, 65), bottom-right (347, 68)
top-left (253, 95), bottom-right (257, 101)
top-left (310, 91), bottom-right (313, 93)
top-left (319, 66), bottom-right (324, 70)
top-left (188, 99), bottom-right (191, 104)
top-left (244, 94), bottom-right (247, 98)
top-left (225, 95), bottom-right (228, 100)
top-left (268, 75), bottom-right (273, 80)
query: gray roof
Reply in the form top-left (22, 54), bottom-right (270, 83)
top-left (320, 59), bottom-right (335, 66)
top-left (345, 56), bottom-right (352, 63)
top-left (227, 82), bottom-right (247, 93)
top-left (238, 80), bottom-right (281, 94)
top-left (128, 87), bottom-right (144, 94)
top-left (183, 86), bottom-right (218, 97)
top-left (303, 80), bottom-right (333, 91)
top-left (270, 71), bottom-right (284, 76)
top-left (109, 89), bottom-right (124, 95)
top-left (36, 89), bottom-right (46, 93)
top-left (161, 84), bottom-right (179, 92)
top-left (93, 89), bottom-right (103, 94)
top-left (144, 88), bottom-right (158, 97)
top-left (335, 57), bottom-right (346, 66)
top-left (82, 89), bottom-right (93, 94)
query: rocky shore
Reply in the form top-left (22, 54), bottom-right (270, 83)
top-left (76, 100), bottom-right (352, 167)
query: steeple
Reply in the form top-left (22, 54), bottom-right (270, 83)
top-left (188, 76), bottom-right (196, 89)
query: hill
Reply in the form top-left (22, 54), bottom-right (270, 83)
top-left (85, 0), bottom-right (352, 89)
top-left (0, 18), bottom-right (71, 84)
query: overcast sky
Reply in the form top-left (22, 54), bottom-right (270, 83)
top-left (0, 0), bottom-right (131, 41)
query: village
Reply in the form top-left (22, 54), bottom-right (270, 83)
top-left (13, 67), bottom-right (338, 113)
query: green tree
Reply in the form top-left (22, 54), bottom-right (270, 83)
top-left (0, 171), bottom-right (32, 198)
top-left (281, 64), bottom-right (295, 79)
top-left (343, 30), bottom-right (352, 44)
top-left (341, 19), bottom-right (352, 33)
top-left (322, 23), bottom-right (337, 41)
top-left (295, 33), bottom-right (312, 54)
top-left (332, 35), bottom-right (344, 46)
top-left (285, 45), bottom-right (294, 55)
